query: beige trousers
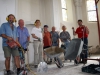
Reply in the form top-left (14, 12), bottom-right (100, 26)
top-left (33, 41), bottom-right (43, 65)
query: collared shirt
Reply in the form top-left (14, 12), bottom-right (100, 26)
top-left (60, 31), bottom-right (70, 42)
top-left (31, 27), bottom-right (43, 40)
top-left (76, 26), bottom-right (88, 38)
top-left (17, 26), bottom-right (30, 49)
top-left (1, 22), bottom-right (18, 46)
top-left (50, 31), bottom-right (59, 46)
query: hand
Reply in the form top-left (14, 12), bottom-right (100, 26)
top-left (72, 27), bottom-right (74, 30)
top-left (38, 37), bottom-right (42, 41)
top-left (7, 36), bottom-right (13, 41)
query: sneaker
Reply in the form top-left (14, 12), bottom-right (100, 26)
top-left (9, 70), bottom-right (14, 74)
top-left (47, 61), bottom-right (52, 64)
top-left (34, 65), bottom-right (38, 68)
top-left (6, 70), bottom-right (14, 75)
top-left (7, 72), bottom-right (10, 75)
top-left (17, 70), bottom-right (23, 75)
top-left (74, 59), bottom-right (79, 65)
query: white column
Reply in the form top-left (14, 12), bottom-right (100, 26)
top-left (52, 0), bottom-right (61, 31)
top-left (74, 0), bottom-right (83, 20)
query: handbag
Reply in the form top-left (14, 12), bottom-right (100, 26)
top-left (7, 40), bottom-right (18, 48)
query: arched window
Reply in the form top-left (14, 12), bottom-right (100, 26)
top-left (61, 0), bottom-right (67, 21)
top-left (86, 0), bottom-right (97, 22)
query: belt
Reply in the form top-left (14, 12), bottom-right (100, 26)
top-left (34, 40), bottom-right (38, 41)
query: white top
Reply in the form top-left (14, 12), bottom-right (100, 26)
top-left (31, 27), bottom-right (43, 40)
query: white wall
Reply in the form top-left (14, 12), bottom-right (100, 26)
top-left (55, 0), bottom-right (77, 38)
top-left (17, 0), bottom-right (46, 27)
top-left (0, 0), bottom-right (16, 54)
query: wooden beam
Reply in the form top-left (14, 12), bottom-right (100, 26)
top-left (95, 0), bottom-right (100, 44)
top-left (96, 0), bottom-right (99, 4)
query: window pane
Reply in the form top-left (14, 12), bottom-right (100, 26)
top-left (87, 0), bottom-right (96, 11)
top-left (62, 9), bottom-right (67, 21)
top-left (88, 11), bottom-right (97, 21)
top-left (61, 0), bottom-right (67, 9)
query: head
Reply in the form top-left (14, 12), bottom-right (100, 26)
top-left (6, 14), bottom-right (16, 24)
top-left (34, 20), bottom-right (41, 27)
top-left (52, 26), bottom-right (56, 32)
top-left (62, 25), bottom-right (66, 31)
top-left (44, 25), bottom-right (48, 32)
top-left (78, 19), bottom-right (83, 26)
top-left (18, 19), bottom-right (24, 28)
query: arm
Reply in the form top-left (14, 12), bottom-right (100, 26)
top-left (60, 32), bottom-right (63, 42)
top-left (31, 34), bottom-right (38, 39)
top-left (50, 33), bottom-right (52, 46)
top-left (27, 36), bottom-right (30, 41)
top-left (1, 34), bottom-right (13, 41)
top-left (25, 28), bottom-right (30, 41)
top-left (67, 32), bottom-right (71, 41)
top-left (85, 26), bottom-right (89, 34)
top-left (72, 27), bottom-right (77, 36)
top-left (57, 38), bottom-right (60, 46)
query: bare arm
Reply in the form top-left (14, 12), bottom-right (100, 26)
top-left (1, 34), bottom-right (13, 41)
top-left (72, 27), bottom-right (77, 36)
top-left (31, 34), bottom-right (38, 39)
top-left (27, 36), bottom-right (30, 41)
top-left (85, 26), bottom-right (89, 34)
top-left (57, 38), bottom-right (60, 46)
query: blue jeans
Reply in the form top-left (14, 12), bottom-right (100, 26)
top-left (63, 40), bottom-right (70, 55)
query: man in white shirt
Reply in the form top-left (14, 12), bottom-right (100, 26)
top-left (31, 20), bottom-right (43, 68)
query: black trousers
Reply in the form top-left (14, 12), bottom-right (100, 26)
top-left (80, 37), bottom-right (88, 61)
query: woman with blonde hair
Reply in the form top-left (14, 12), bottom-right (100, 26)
top-left (31, 20), bottom-right (43, 68)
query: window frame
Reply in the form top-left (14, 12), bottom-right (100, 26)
top-left (61, 0), bottom-right (67, 21)
top-left (86, 0), bottom-right (97, 22)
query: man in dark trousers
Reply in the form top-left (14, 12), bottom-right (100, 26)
top-left (72, 19), bottom-right (89, 63)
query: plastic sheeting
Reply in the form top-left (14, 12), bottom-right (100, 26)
top-left (65, 38), bottom-right (83, 60)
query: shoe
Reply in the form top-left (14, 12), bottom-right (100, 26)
top-left (9, 70), bottom-right (14, 74)
top-left (17, 70), bottom-right (23, 75)
top-left (47, 61), bottom-right (52, 64)
top-left (34, 65), bottom-right (38, 68)
top-left (6, 70), bottom-right (14, 75)
top-left (74, 59), bottom-right (79, 65)
top-left (79, 61), bottom-right (84, 63)
top-left (7, 72), bottom-right (10, 75)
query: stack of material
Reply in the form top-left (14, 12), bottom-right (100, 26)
top-left (44, 46), bottom-right (64, 55)
top-left (82, 64), bottom-right (100, 74)
top-left (89, 45), bottom-right (100, 54)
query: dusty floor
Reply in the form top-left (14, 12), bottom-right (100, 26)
top-left (0, 54), bottom-right (100, 75)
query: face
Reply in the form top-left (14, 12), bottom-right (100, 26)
top-left (35, 20), bottom-right (41, 26)
top-left (62, 26), bottom-right (66, 31)
top-left (44, 27), bottom-right (48, 31)
top-left (78, 21), bottom-right (82, 26)
top-left (8, 15), bottom-right (15, 24)
top-left (18, 20), bottom-right (24, 28)
top-left (52, 27), bottom-right (56, 32)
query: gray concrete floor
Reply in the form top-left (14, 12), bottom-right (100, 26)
top-left (0, 54), bottom-right (100, 75)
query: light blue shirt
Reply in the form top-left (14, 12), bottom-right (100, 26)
top-left (1, 22), bottom-right (18, 46)
top-left (50, 31), bottom-right (59, 46)
top-left (17, 26), bottom-right (30, 49)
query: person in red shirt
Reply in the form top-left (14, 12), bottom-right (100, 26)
top-left (72, 19), bottom-right (89, 64)
top-left (43, 25), bottom-right (52, 48)
top-left (43, 25), bottom-right (52, 64)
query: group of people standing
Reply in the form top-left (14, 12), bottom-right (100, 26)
top-left (0, 14), bottom-right (89, 75)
